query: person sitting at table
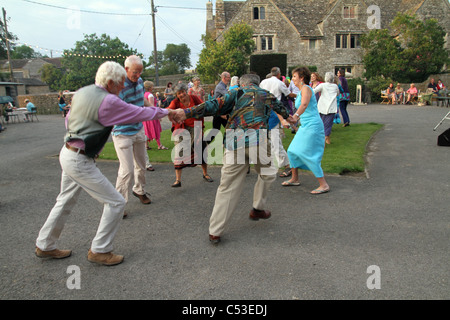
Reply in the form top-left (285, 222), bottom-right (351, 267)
top-left (405, 83), bottom-right (418, 104)
top-left (437, 79), bottom-right (446, 96)
top-left (24, 99), bottom-right (37, 122)
top-left (427, 78), bottom-right (438, 94)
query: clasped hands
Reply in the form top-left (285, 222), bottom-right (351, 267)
top-left (282, 115), bottom-right (297, 128)
top-left (167, 109), bottom-right (186, 124)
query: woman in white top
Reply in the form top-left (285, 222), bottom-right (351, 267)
top-left (313, 72), bottom-right (339, 145)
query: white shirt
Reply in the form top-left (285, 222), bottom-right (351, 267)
top-left (260, 76), bottom-right (291, 101)
top-left (313, 82), bottom-right (339, 114)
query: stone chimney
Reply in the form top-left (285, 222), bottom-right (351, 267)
top-left (215, 0), bottom-right (226, 35)
top-left (206, 0), bottom-right (213, 21)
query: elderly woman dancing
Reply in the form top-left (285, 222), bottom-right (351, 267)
top-left (168, 82), bottom-right (213, 187)
top-left (313, 72), bottom-right (339, 145)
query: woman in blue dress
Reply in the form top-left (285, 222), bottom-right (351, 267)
top-left (282, 67), bottom-right (330, 194)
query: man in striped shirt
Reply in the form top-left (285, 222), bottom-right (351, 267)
top-left (112, 55), bottom-right (152, 213)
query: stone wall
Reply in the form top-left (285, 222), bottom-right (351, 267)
top-left (17, 92), bottom-right (74, 114)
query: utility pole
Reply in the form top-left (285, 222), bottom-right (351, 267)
top-left (2, 7), bottom-right (14, 82)
top-left (151, 0), bottom-right (159, 86)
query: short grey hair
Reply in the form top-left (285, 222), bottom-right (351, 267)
top-left (270, 67), bottom-right (281, 76)
top-left (173, 82), bottom-right (188, 94)
top-left (324, 72), bottom-right (334, 83)
top-left (124, 55), bottom-right (143, 68)
top-left (230, 76), bottom-right (239, 86)
top-left (240, 74), bottom-right (260, 86)
top-left (95, 61), bottom-right (127, 87)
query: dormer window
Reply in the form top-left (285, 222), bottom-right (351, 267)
top-left (343, 6), bottom-right (356, 19)
top-left (253, 6), bottom-right (266, 20)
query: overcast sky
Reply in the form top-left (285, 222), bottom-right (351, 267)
top-left (2, 0), bottom-right (232, 68)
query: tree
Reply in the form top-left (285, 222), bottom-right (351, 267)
top-left (161, 43), bottom-right (191, 75)
top-left (61, 33), bottom-right (138, 90)
top-left (391, 13), bottom-right (448, 82)
top-left (197, 23), bottom-right (256, 83)
top-left (40, 63), bottom-right (64, 92)
top-left (361, 13), bottom-right (449, 83)
top-left (361, 29), bottom-right (403, 80)
top-left (11, 45), bottom-right (43, 59)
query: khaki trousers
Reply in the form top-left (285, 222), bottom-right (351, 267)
top-left (209, 143), bottom-right (277, 237)
top-left (112, 127), bottom-right (147, 202)
top-left (36, 146), bottom-right (126, 253)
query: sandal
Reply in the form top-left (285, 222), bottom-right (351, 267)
top-left (279, 168), bottom-right (292, 177)
top-left (282, 180), bottom-right (300, 186)
top-left (311, 188), bottom-right (330, 194)
top-left (171, 180), bottom-right (181, 188)
top-left (158, 145), bottom-right (168, 150)
top-left (203, 174), bottom-right (214, 182)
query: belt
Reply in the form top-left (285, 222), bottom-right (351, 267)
top-left (65, 142), bottom-right (86, 155)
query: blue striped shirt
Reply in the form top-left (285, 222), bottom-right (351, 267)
top-left (112, 77), bottom-right (144, 136)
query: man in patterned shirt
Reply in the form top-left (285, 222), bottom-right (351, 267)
top-left (173, 73), bottom-right (293, 244)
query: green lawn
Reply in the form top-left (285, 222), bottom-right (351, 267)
top-left (99, 122), bottom-right (383, 174)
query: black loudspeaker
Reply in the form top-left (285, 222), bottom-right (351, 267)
top-left (437, 128), bottom-right (450, 146)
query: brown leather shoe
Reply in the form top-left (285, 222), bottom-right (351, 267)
top-left (132, 191), bottom-right (151, 204)
top-left (249, 208), bottom-right (271, 221)
top-left (35, 247), bottom-right (72, 259)
top-left (209, 234), bottom-right (221, 244)
top-left (87, 249), bottom-right (124, 266)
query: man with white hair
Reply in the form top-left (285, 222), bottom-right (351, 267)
top-left (112, 55), bottom-right (153, 215)
top-left (35, 61), bottom-right (173, 266)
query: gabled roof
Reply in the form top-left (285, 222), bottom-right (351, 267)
top-left (223, 1), bottom-right (246, 26)
top-left (271, 0), bottom-right (334, 37)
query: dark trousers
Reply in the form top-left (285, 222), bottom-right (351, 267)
top-left (339, 100), bottom-right (350, 124)
top-left (205, 116), bottom-right (228, 143)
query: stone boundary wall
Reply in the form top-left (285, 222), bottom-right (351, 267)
top-left (17, 92), bottom-right (74, 115)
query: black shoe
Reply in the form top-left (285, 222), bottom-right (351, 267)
top-left (203, 174), bottom-right (213, 182)
top-left (171, 180), bottom-right (181, 188)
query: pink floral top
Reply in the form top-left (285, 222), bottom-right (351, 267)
top-left (188, 86), bottom-right (205, 102)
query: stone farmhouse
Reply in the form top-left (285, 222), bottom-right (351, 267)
top-left (206, 0), bottom-right (450, 78)
top-left (0, 58), bottom-right (63, 97)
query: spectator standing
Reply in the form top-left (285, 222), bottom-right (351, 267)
top-left (337, 69), bottom-right (350, 127)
